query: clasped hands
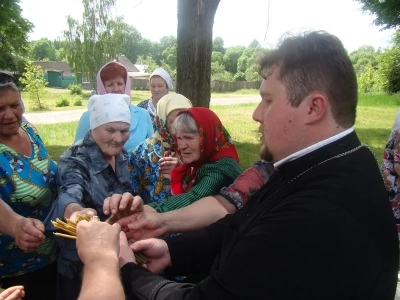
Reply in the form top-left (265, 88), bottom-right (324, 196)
top-left (76, 217), bottom-right (171, 274)
top-left (103, 192), bottom-right (168, 240)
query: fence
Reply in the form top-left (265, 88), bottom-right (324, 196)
top-left (130, 78), bottom-right (261, 92)
top-left (211, 80), bottom-right (261, 92)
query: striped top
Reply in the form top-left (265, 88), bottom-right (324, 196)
top-left (148, 157), bottom-right (243, 213)
top-left (0, 122), bottom-right (58, 277)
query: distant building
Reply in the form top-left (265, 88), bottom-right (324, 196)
top-left (116, 54), bottom-right (149, 78)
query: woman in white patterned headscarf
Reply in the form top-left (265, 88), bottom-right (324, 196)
top-left (137, 67), bottom-right (174, 122)
top-left (46, 93), bottom-right (133, 300)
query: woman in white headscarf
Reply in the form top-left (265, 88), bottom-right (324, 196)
top-left (74, 61), bottom-right (153, 153)
top-left (46, 93), bottom-right (133, 300)
top-left (137, 67), bottom-right (174, 122)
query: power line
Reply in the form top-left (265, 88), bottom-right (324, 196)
top-left (264, 0), bottom-right (271, 42)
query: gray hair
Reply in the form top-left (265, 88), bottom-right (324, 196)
top-left (171, 111), bottom-right (198, 135)
top-left (0, 82), bottom-right (19, 94)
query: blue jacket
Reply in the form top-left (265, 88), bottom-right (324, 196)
top-left (74, 104), bottom-right (154, 153)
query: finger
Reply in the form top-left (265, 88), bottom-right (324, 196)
top-left (103, 197), bottom-right (111, 215)
top-left (130, 196), bottom-right (144, 211)
top-left (111, 222), bottom-right (121, 232)
top-left (116, 215), bottom-right (138, 228)
top-left (118, 193), bottom-right (136, 212)
top-left (20, 220), bottom-right (45, 239)
top-left (127, 215), bottom-right (149, 230)
top-left (130, 238), bottom-right (157, 252)
top-left (0, 286), bottom-right (24, 300)
top-left (108, 194), bottom-right (124, 214)
top-left (31, 219), bottom-right (45, 232)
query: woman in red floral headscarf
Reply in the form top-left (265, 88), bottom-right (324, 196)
top-left (146, 107), bottom-right (243, 213)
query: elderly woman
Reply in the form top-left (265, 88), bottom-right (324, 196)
top-left (137, 67), bottom-right (173, 122)
top-left (74, 61), bottom-right (153, 152)
top-left (0, 81), bottom-right (58, 299)
top-left (129, 93), bottom-right (192, 203)
top-left (107, 107), bottom-right (242, 216)
top-left (46, 93), bottom-right (133, 300)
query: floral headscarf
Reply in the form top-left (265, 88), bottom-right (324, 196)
top-left (170, 107), bottom-right (240, 195)
top-left (153, 94), bottom-right (192, 155)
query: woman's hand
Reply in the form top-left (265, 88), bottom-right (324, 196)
top-left (103, 193), bottom-right (144, 223)
top-left (0, 286), bottom-right (25, 300)
top-left (159, 156), bottom-right (181, 175)
top-left (69, 208), bottom-right (97, 223)
top-left (13, 218), bottom-right (46, 251)
top-left (129, 238), bottom-right (171, 274)
top-left (116, 207), bottom-right (166, 241)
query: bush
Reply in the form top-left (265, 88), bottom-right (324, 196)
top-left (56, 95), bottom-right (70, 107)
top-left (69, 84), bottom-right (83, 95)
top-left (72, 96), bottom-right (83, 106)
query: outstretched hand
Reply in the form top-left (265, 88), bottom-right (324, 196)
top-left (116, 205), bottom-right (167, 240)
top-left (13, 217), bottom-right (46, 251)
top-left (130, 238), bottom-right (171, 274)
top-left (104, 193), bottom-right (144, 224)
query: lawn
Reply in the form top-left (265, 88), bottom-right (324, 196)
top-left (35, 92), bottom-right (400, 170)
top-left (21, 88), bottom-right (260, 113)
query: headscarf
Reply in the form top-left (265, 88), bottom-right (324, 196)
top-left (88, 94), bottom-right (131, 130)
top-left (150, 67), bottom-right (174, 90)
top-left (153, 93), bottom-right (192, 155)
top-left (170, 107), bottom-right (240, 195)
top-left (392, 108), bottom-right (400, 132)
top-left (96, 61), bottom-right (131, 97)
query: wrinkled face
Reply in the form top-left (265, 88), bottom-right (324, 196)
top-left (176, 130), bottom-right (200, 164)
top-left (150, 76), bottom-right (168, 103)
top-left (0, 89), bottom-right (23, 137)
top-left (166, 110), bottom-right (180, 133)
top-left (252, 65), bottom-right (301, 163)
top-left (92, 122), bottom-right (130, 159)
top-left (104, 76), bottom-right (126, 94)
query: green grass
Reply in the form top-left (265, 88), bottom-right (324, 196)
top-left (33, 93), bottom-right (400, 170)
top-left (21, 89), bottom-right (259, 112)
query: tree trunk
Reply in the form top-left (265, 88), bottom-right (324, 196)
top-left (176, 0), bottom-right (220, 107)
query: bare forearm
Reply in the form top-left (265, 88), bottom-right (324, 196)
top-left (0, 199), bottom-right (23, 236)
top-left (78, 257), bottom-right (125, 300)
top-left (162, 196), bottom-right (234, 234)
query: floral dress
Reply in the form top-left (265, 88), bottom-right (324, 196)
top-left (129, 137), bottom-right (172, 204)
top-left (381, 129), bottom-right (400, 235)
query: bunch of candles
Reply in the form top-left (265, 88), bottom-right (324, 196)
top-left (51, 214), bottom-right (148, 264)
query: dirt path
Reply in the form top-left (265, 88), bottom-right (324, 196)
top-left (24, 96), bottom-right (260, 124)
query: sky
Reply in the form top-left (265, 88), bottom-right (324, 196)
top-left (20, 0), bottom-right (396, 52)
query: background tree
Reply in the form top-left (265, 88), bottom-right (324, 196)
top-left (30, 38), bottom-right (57, 61)
top-left (176, 0), bottom-right (221, 107)
top-left (20, 61), bottom-right (48, 110)
top-left (64, 0), bottom-right (117, 87)
top-left (349, 45), bottom-right (379, 75)
top-left (223, 46), bottom-right (245, 74)
top-left (212, 36), bottom-right (225, 54)
top-left (0, 0), bottom-right (33, 71)
top-left (355, 0), bottom-right (400, 30)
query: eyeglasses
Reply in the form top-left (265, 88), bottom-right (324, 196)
top-left (0, 71), bottom-right (16, 85)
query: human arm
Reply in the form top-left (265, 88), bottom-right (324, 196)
top-left (76, 220), bottom-right (125, 300)
top-left (116, 196), bottom-right (231, 240)
top-left (148, 157), bottom-right (242, 213)
top-left (74, 111), bottom-right (89, 143)
top-left (0, 199), bottom-right (46, 251)
top-left (46, 151), bottom-right (96, 226)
